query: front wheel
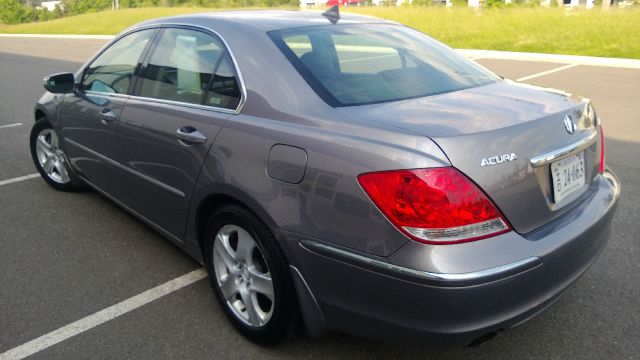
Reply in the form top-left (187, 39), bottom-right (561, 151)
top-left (30, 119), bottom-right (84, 191)
top-left (203, 205), bottom-right (297, 346)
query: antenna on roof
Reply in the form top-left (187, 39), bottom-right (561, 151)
top-left (322, 5), bottom-right (340, 25)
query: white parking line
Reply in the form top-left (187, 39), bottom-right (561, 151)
top-left (0, 268), bottom-right (207, 360)
top-left (339, 54), bottom-right (397, 63)
top-left (0, 123), bottom-right (23, 129)
top-left (0, 174), bottom-right (41, 187)
top-left (516, 63), bottom-right (580, 82)
top-left (457, 49), bottom-right (640, 69)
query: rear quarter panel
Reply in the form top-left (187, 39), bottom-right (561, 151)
top-left (189, 112), bottom-right (450, 257)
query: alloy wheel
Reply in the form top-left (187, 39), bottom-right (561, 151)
top-left (35, 128), bottom-right (70, 184)
top-left (213, 224), bottom-right (275, 328)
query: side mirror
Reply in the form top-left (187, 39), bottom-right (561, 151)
top-left (43, 72), bottom-right (76, 94)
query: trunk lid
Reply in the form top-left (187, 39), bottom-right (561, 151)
top-left (344, 81), bottom-right (601, 234)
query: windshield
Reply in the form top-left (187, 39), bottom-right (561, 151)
top-left (269, 24), bottom-right (499, 107)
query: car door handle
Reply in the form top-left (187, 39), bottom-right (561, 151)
top-left (100, 108), bottom-right (117, 123)
top-left (176, 126), bottom-right (208, 144)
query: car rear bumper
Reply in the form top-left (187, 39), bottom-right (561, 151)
top-left (285, 170), bottom-right (620, 344)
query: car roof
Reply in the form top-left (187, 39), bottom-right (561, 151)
top-left (133, 10), bottom-right (392, 32)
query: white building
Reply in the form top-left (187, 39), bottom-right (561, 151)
top-left (39, 1), bottom-right (63, 11)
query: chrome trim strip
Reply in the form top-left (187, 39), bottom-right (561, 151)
top-left (125, 94), bottom-right (238, 114)
top-left (299, 239), bottom-right (541, 286)
top-left (83, 91), bottom-right (130, 100)
top-left (77, 23), bottom-right (247, 115)
top-left (530, 131), bottom-right (597, 167)
top-left (65, 138), bottom-right (185, 198)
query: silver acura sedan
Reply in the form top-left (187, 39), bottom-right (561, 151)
top-left (30, 10), bottom-right (620, 346)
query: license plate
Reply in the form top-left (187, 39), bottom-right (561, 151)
top-left (551, 152), bottom-right (586, 204)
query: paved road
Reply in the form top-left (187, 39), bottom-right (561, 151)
top-left (0, 39), bottom-right (639, 360)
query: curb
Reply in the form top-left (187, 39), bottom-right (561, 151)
top-left (456, 49), bottom-right (640, 69)
top-left (0, 34), bottom-right (115, 40)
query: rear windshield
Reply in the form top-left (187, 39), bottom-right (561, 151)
top-left (269, 24), bottom-right (498, 107)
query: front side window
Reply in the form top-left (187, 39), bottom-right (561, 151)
top-left (82, 29), bottom-right (154, 94)
top-left (270, 25), bottom-right (499, 107)
top-left (138, 28), bottom-right (241, 110)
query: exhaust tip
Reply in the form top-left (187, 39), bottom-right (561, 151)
top-left (467, 332), bottom-right (498, 347)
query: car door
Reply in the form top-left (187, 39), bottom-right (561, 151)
top-left (116, 27), bottom-right (243, 239)
top-left (58, 29), bottom-right (156, 196)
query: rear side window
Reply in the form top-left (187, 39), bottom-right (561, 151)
top-left (82, 29), bottom-right (154, 94)
top-left (270, 25), bottom-right (498, 107)
top-left (204, 54), bottom-right (242, 109)
top-left (139, 28), bottom-right (241, 110)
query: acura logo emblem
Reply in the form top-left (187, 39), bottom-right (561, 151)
top-left (564, 115), bottom-right (576, 134)
top-left (481, 153), bottom-right (517, 167)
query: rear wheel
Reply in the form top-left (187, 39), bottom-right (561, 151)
top-left (30, 119), bottom-right (84, 191)
top-left (203, 204), bottom-right (296, 346)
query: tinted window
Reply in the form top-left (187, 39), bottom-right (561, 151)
top-left (204, 53), bottom-right (241, 110)
top-left (139, 28), bottom-right (240, 108)
top-left (270, 25), bottom-right (499, 107)
top-left (284, 34), bottom-right (313, 58)
top-left (82, 30), bottom-right (154, 94)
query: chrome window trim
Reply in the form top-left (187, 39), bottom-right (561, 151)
top-left (299, 239), bottom-right (541, 287)
top-left (83, 91), bottom-right (130, 100)
top-left (76, 23), bottom-right (247, 115)
top-left (127, 94), bottom-right (239, 114)
top-left (530, 130), bottom-right (597, 167)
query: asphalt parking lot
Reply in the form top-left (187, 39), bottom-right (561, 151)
top-left (1, 37), bottom-right (639, 359)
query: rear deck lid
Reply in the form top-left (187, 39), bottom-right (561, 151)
top-left (342, 81), bottom-right (601, 234)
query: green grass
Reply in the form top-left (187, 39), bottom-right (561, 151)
top-left (1, 6), bottom-right (639, 58)
top-left (350, 7), bottom-right (640, 59)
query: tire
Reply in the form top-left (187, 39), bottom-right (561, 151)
top-left (30, 119), bottom-right (85, 191)
top-left (203, 204), bottom-right (297, 346)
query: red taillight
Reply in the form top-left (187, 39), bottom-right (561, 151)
top-left (599, 126), bottom-right (605, 173)
top-left (358, 167), bottom-right (510, 244)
